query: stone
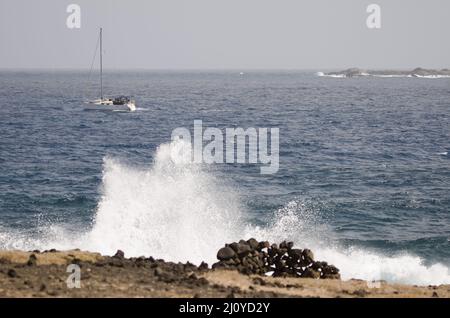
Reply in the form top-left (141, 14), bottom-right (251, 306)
top-left (217, 247), bottom-right (236, 261)
top-left (288, 249), bottom-right (302, 261)
top-left (113, 250), bottom-right (125, 259)
top-left (7, 269), bottom-right (17, 278)
top-left (274, 259), bottom-right (286, 270)
top-left (198, 262), bottom-right (208, 271)
top-left (311, 261), bottom-right (323, 271)
top-left (322, 264), bottom-right (339, 275)
top-left (238, 239), bottom-right (248, 245)
top-left (27, 254), bottom-right (37, 266)
top-left (322, 273), bottom-right (341, 280)
top-left (222, 259), bottom-right (236, 266)
top-left (71, 258), bottom-right (82, 266)
top-left (302, 268), bottom-right (321, 279)
top-left (212, 262), bottom-right (227, 270)
top-left (302, 249), bottom-right (314, 264)
top-left (253, 277), bottom-right (266, 285)
top-left (228, 242), bottom-right (239, 252)
top-left (236, 243), bottom-right (251, 258)
top-left (273, 271), bottom-right (289, 278)
top-left (246, 238), bottom-right (259, 251)
top-left (196, 277), bottom-right (209, 286)
top-left (188, 273), bottom-right (198, 280)
top-left (257, 241), bottom-right (270, 251)
top-left (154, 267), bottom-right (164, 276)
top-left (213, 239), bottom-right (340, 280)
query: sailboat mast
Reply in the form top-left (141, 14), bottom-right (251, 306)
top-left (100, 28), bottom-right (103, 100)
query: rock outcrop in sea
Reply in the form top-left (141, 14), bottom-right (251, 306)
top-left (212, 239), bottom-right (341, 279)
top-left (320, 67), bottom-right (450, 78)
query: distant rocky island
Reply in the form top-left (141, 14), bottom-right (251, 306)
top-left (317, 67), bottom-right (450, 78)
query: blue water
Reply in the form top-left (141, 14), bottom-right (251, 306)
top-left (1, 70), bottom-right (449, 284)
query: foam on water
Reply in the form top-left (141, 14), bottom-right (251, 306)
top-left (1, 139), bottom-right (449, 285)
top-left (244, 201), bottom-right (450, 285)
top-left (82, 139), bottom-right (245, 263)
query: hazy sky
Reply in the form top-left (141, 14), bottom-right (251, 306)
top-left (0, 0), bottom-right (449, 70)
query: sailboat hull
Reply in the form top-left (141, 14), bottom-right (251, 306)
top-left (85, 100), bottom-right (136, 112)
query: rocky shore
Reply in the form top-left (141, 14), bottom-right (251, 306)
top-left (0, 240), bottom-right (449, 298)
top-left (213, 239), bottom-right (340, 279)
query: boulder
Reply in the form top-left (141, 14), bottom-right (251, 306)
top-left (302, 249), bottom-right (314, 264)
top-left (246, 238), bottom-right (259, 251)
top-left (322, 273), bottom-right (341, 280)
top-left (322, 264), bottom-right (339, 275)
top-left (113, 250), bottom-right (125, 259)
top-left (288, 249), bottom-right (302, 261)
top-left (279, 241), bottom-right (288, 249)
top-left (302, 268), bottom-right (321, 279)
top-left (217, 247), bottom-right (236, 261)
top-left (228, 242), bottom-right (239, 253)
top-left (198, 262), bottom-right (209, 271)
top-left (257, 241), bottom-right (270, 251)
top-left (27, 254), bottom-right (37, 266)
top-left (7, 269), bottom-right (17, 278)
top-left (236, 243), bottom-right (252, 258)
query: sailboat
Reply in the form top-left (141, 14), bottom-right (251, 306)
top-left (86, 28), bottom-right (136, 112)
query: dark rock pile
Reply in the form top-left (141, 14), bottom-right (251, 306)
top-left (212, 239), bottom-right (340, 279)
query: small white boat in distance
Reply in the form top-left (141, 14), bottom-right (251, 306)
top-left (86, 28), bottom-right (136, 112)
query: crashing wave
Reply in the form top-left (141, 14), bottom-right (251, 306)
top-left (0, 140), bottom-right (449, 285)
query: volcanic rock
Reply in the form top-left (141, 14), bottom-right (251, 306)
top-left (113, 250), bottom-right (125, 259)
top-left (217, 247), bottom-right (236, 261)
top-left (27, 254), bottom-right (37, 266)
top-left (7, 269), bottom-right (17, 278)
top-left (212, 239), bottom-right (340, 280)
top-left (236, 243), bottom-right (251, 258)
top-left (302, 268), bottom-right (321, 279)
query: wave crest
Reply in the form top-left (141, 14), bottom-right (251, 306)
top-left (0, 140), bottom-right (449, 285)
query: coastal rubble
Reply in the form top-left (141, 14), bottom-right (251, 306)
top-left (213, 239), bottom-right (341, 279)
top-left (1, 249), bottom-right (448, 297)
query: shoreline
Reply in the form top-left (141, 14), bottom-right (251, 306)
top-left (1, 249), bottom-right (448, 298)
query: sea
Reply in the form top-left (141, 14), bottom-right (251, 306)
top-left (0, 70), bottom-right (449, 285)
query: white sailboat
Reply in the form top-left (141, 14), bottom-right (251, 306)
top-left (86, 28), bottom-right (136, 112)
